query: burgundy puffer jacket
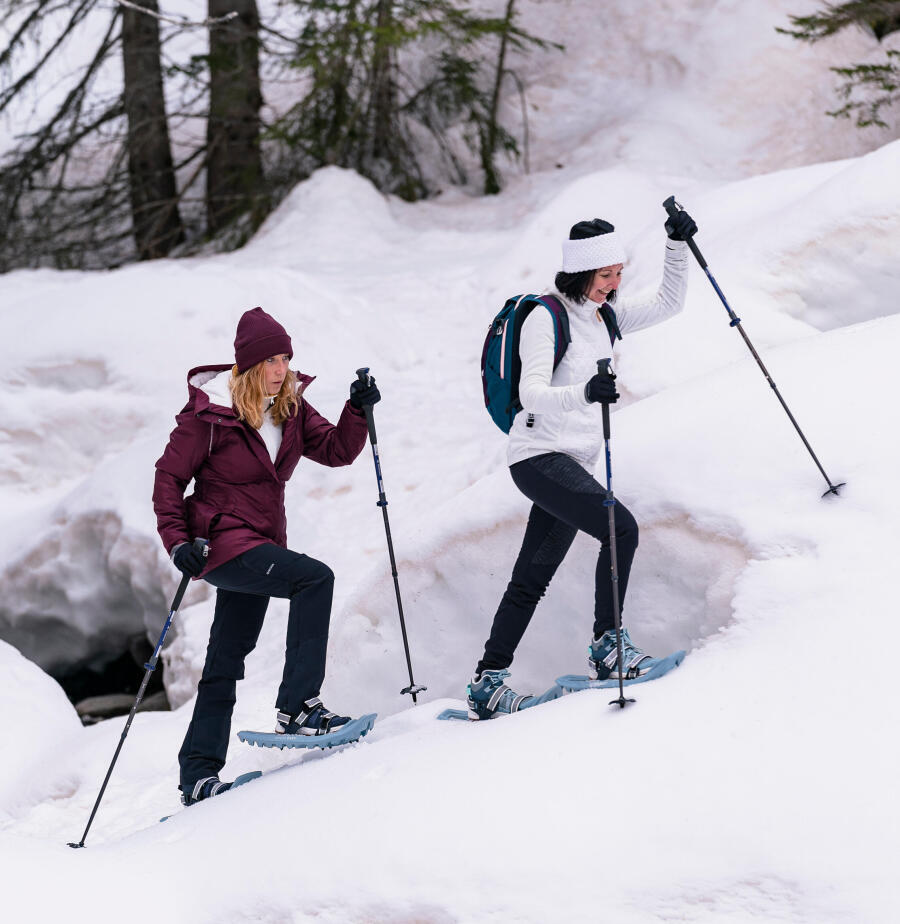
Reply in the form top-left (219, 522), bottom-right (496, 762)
top-left (153, 364), bottom-right (368, 577)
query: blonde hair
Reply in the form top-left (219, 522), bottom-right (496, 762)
top-left (230, 361), bottom-right (299, 430)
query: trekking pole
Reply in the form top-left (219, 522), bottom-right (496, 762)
top-left (597, 360), bottom-right (635, 711)
top-left (68, 537), bottom-right (208, 848)
top-left (663, 196), bottom-right (845, 499)
top-left (355, 368), bottom-right (426, 704)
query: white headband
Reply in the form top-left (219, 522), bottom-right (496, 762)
top-left (561, 232), bottom-right (627, 272)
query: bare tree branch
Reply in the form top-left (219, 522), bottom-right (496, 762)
top-left (113, 0), bottom-right (237, 29)
top-left (0, 0), bottom-right (99, 112)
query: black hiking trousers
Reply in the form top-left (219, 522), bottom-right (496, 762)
top-left (178, 543), bottom-right (334, 790)
top-left (477, 452), bottom-right (639, 676)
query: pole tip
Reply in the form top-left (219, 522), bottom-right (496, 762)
top-left (609, 696), bottom-right (636, 708)
top-left (822, 482), bottom-right (847, 499)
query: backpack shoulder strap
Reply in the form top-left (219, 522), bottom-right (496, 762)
top-left (599, 301), bottom-right (622, 348)
top-left (529, 294), bottom-right (571, 368)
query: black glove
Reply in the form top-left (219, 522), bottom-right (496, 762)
top-left (172, 541), bottom-right (206, 577)
top-left (350, 376), bottom-right (381, 410)
top-left (664, 208), bottom-right (698, 241)
top-left (584, 372), bottom-right (620, 404)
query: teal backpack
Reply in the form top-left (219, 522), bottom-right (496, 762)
top-left (480, 294), bottom-right (621, 433)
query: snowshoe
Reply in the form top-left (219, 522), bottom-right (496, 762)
top-left (556, 630), bottom-right (686, 691)
top-left (438, 680), bottom-right (563, 721)
top-left (588, 627), bottom-right (678, 681)
top-left (162, 771), bottom-right (262, 822)
top-left (238, 713), bottom-right (377, 750)
top-left (180, 770), bottom-right (262, 807)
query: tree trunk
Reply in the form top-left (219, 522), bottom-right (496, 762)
top-left (121, 0), bottom-right (184, 258)
top-left (323, 0), bottom-right (359, 165)
top-left (369, 0), bottom-right (396, 162)
top-left (206, 0), bottom-right (263, 234)
top-left (482, 0), bottom-right (516, 195)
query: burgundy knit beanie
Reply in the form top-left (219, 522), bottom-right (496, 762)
top-left (234, 307), bottom-right (293, 374)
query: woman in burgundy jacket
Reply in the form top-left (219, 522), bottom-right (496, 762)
top-left (153, 307), bottom-right (379, 806)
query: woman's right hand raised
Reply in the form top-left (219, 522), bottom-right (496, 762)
top-left (350, 376), bottom-right (381, 410)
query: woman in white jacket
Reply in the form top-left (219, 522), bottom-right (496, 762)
top-left (468, 210), bottom-right (698, 719)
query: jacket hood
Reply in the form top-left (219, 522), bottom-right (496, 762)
top-left (185, 364), bottom-right (315, 418)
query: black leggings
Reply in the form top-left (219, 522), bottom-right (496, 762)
top-left (178, 543), bottom-right (334, 788)
top-left (477, 452), bottom-right (639, 675)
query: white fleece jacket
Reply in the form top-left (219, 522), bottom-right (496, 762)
top-left (507, 240), bottom-right (689, 471)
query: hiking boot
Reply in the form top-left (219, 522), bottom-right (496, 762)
top-left (275, 697), bottom-right (351, 736)
top-left (589, 627), bottom-right (660, 681)
top-left (181, 776), bottom-right (233, 806)
top-left (466, 669), bottom-right (535, 720)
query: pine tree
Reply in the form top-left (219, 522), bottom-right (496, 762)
top-left (779, 1), bottom-right (900, 129)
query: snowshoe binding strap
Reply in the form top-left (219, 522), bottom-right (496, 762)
top-left (467, 669), bottom-right (536, 720)
top-left (277, 698), bottom-right (348, 736)
top-left (182, 776), bottom-right (232, 806)
top-left (601, 646), bottom-right (651, 678)
top-left (486, 682), bottom-right (529, 714)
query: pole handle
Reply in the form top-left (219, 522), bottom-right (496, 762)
top-left (662, 194), bottom-right (707, 269)
top-left (596, 359), bottom-right (613, 440)
top-left (355, 366), bottom-right (378, 444)
top-left (168, 537), bottom-right (209, 614)
top-left (662, 195), bottom-right (680, 219)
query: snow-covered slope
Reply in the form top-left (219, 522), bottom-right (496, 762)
top-left (1, 313), bottom-right (898, 916)
top-left (1, 1), bottom-right (899, 921)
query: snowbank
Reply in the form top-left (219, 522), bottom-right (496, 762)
top-left (0, 641), bottom-right (81, 816)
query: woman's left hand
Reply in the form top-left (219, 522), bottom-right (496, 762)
top-left (664, 209), bottom-right (698, 241)
top-left (350, 377), bottom-right (381, 409)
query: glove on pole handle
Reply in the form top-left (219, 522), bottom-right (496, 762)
top-left (355, 367), bottom-right (378, 445)
top-left (68, 538), bottom-right (209, 848)
top-left (663, 195), bottom-right (708, 270)
top-left (355, 368), bottom-right (426, 703)
top-left (661, 196), bottom-right (845, 499)
top-left (596, 361), bottom-right (634, 710)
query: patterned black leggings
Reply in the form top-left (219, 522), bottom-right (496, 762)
top-left (477, 452), bottom-right (639, 675)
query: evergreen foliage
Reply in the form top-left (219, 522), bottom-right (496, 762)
top-left (271, 0), bottom-right (557, 198)
top-left (779, 1), bottom-right (900, 128)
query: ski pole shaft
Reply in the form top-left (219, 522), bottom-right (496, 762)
top-left (597, 361), bottom-right (634, 710)
top-left (68, 538), bottom-right (208, 848)
top-left (662, 196), bottom-right (844, 498)
top-left (355, 368), bottom-right (426, 703)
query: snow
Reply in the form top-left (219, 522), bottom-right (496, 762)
top-left (1, 1), bottom-right (900, 921)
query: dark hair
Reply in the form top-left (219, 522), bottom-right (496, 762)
top-left (569, 218), bottom-right (615, 240)
top-left (554, 269), bottom-right (594, 304)
top-left (555, 218), bottom-right (619, 303)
